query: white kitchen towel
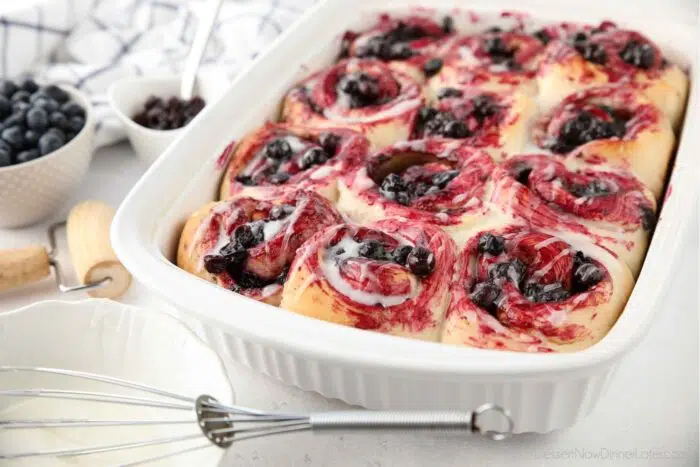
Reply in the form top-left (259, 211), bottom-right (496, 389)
top-left (1, 0), bottom-right (315, 147)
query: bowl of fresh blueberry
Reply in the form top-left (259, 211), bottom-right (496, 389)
top-left (0, 78), bottom-right (93, 228)
top-left (108, 76), bottom-right (207, 166)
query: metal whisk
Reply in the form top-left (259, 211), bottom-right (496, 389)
top-left (0, 366), bottom-right (514, 465)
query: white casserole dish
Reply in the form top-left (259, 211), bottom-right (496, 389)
top-left (111, 0), bottom-right (698, 433)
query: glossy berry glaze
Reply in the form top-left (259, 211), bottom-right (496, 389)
top-left (191, 190), bottom-right (343, 303)
top-left (433, 28), bottom-right (546, 90)
top-left (342, 139), bottom-right (495, 227)
top-left (541, 22), bottom-right (670, 84)
top-left (284, 219), bottom-right (456, 337)
top-left (340, 14), bottom-right (454, 70)
top-left (445, 225), bottom-right (618, 352)
top-left (413, 88), bottom-right (518, 148)
top-left (498, 155), bottom-right (657, 235)
top-left (532, 85), bottom-right (660, 155)
top-left (220, 123), bottom-right (369, 200)
top-left (281, 59), bottom-right (424, 146)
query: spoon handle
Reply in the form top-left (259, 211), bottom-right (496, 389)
top-left (180, 0), bottom-right (224, 100)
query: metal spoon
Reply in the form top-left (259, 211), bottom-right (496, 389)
top-left (180, 0), bottom-right (224, 101)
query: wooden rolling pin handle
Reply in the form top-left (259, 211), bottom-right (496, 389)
top-left (0, 245), bottom-right (51, 292)
top-left (66, 201), bottom-right (132, 299)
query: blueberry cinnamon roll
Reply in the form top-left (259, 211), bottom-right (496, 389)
top-left (428, 27), bottom-right (547, 96)
top-left (280, 219), bottom-right (457, 341)
top-left (281, 59), bottom-right (425, 149)
top-left (493, 155), bottom-right (657, 276)
top-left (532, 85), bottom-right (673, 198)
top-left (219, 123), bottom-right (369, 202)
top-left (177, 189), bottom-right (343, 305)
top-left (337, 139), bottom-right (505, 246)
top-left (339, 14), bottom-right (455, 81)
top-left (441, 225), bottom-right (634, 352)
top-left (537, 22), bottom-right (688, 128)
top-left (414, 87), bottom-right (535, 159)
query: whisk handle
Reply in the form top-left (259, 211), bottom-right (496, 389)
top-left (309, 405), bottom-right (513, 440)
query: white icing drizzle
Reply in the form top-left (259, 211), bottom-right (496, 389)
top-left (530, 248), bottom-right (571, 281)
top-left (352, 168), bottom-right (377, 191)
top-left (324, 97), bottom-right (422, 124)
top-left (457, 46), bottom-right (479, 65)
top-left (263, 219), bottom-right (285, 240)
top-left (321, 236), bottom-right (417, 307)
top-left (310, 164), bottom-right (335, 180)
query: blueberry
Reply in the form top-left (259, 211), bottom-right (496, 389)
top-left (338, 72), bottom-right (380, 108)
top-left (15, 149), bottom-right (39, 164)
top-left (12, 101), bottom-right (29, 113)
top-left (185, 96), bottom-right (206, 116)
top-left (380, 173), bottom-right (407, 193)
top-left (298, 147), bottom-right (328, 170)
top-left (319, 132), bottom-right (340, 155)
top-left (5, 111), bottom-right (26, 128)
top-left (235, 175), bottom-right (255, 186)
top-left (233, 271), bottom-right (271, 289)
top-left (0, 96), bottom-right (11, 119)
top-left (489, 259), bottom-right (526, 286)
top-left (44, 84), bottom-right (69, 103)
top-left (38, 131), bottom-right (64, 155)
top-left (534, 29), bottom-right (551, 44)
top-left (29, 91), bottom-right (49, 103)
top-left (442, 16), bottom-right (454, 34)
top-left (0, 139), bottom-right (11, 154)
top-left (46, 127), bottom-right (66, 141)
top-left (265, 139), bottom-right (292, 160)
top-left (0, 148), bottom-right (10, 167)
top-left (392, 245), bottom-right (413, 265)
top-left (1, 126), bottom-right (23, 149)
top-left (418, 107), bottom-right (438, 124)
top-left (432, 170), bottom-right (459, 189)
top-left (49, 112), bottom-right (68, 130)
top-left (11, 91), bottom-right (31, 103)
top-left (269, 204), bottom-right (294, 220)
top-left (437, 87), bottom-right (464, 99)
top-left (406, 246), bottom-right (435, 276)
top-left (33, 97), bottom-right (59, 112)
top-left (413, 182), bottom-right (431, 197)
top-left (524, 281), bottom-right (570, 302)
top-left (553, 111), bottom-right (623, 153)
top-left (574, 41), bottom-right (607, 65)
top-left (484, 37), bottom-right (514, 61)
top-left (640, 205), bottom-right (656, 231)
top-left (619, 40), bottom-right (655, 69)
top-left (61, 101), bottom-right (85, 118)
top-left (268, 172), bottom-right (290, 184)
top-left (510, 162), bottom-right (532, 185)
top-left (24, 129), bottom-right (40, 146)
top-left (568, 179), bottom-right (611, 198)
top-left (471, 94), bottom-right (498, 119)
top-left (20, 79), bottom-right (39, 94)
top-left (422, 58), bottom-right (444, 77)
top-left (572, 32), bottom-right (588, 43)
top-left (219, 241), bottom-right (248, 266)
top-left (203, 254), bottom-right (228, 274)
top-left (0, 80), bottom-right (17, 98)
top-left (572, 262), bottom-right (603, 291)
top-left (442, 120), bottom-right (470, 138)
top-left (235, 223), bottom-right (263, 249)
top-left (358, 240), bottom-right (386, 260)
top-left (470, 281), bottom-right (501, 314)
top-left (65, 131), bottom-right (77, 141)
top-left (26, 107), bottom-right (48, 131)
top-left (389, 43), bottom-right (414, 59)
top-left (68, 116), bottom-right (84, 133)
top-left (478, 233), bottom-right (506, 255)
top-left (145, 95), bottom-right (163, 110)
top-left (394, 191), bottom-right (412, 206)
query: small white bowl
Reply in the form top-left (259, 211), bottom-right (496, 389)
top-left (0, 85), bottom-right (94, 228)
top-left (0, 299), bottom-right (232, 466)
top-left (108, 76), bottom-right (219, 166)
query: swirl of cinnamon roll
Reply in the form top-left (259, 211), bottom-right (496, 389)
top-left (177, 189), bottom-right (343, 305)
top-left (441, 225), bottom-right (634, 352)
top-left (281, 58), bottom-right (425, 149)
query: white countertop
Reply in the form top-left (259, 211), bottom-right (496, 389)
top-left (0, 143), bottom-right (697, 466)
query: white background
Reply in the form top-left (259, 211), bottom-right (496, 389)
top-left (0, 143), bottom-right (697, 466)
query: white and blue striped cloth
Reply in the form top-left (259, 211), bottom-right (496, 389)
top-left (0, 0), bottom-right (314, 147)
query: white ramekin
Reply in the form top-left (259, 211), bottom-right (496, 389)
top-left (0, 85), bottom-right (94, 228)
top-left (111, 0), bottom-right (698, 433)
